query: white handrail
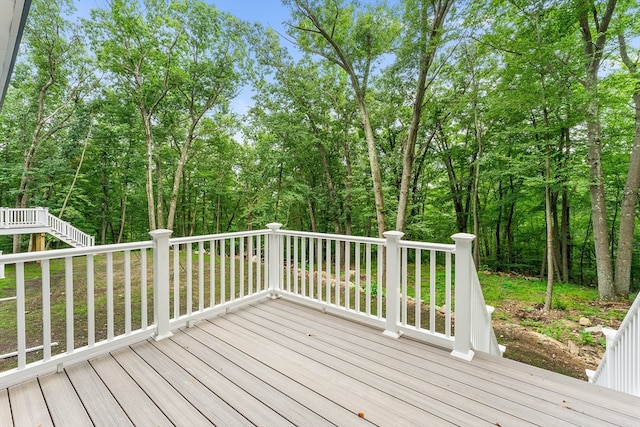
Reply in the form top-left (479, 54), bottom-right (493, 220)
top-left (587, 293), bottom-right (640, 396)
top-left (470, 260), bottom-right (505, 357)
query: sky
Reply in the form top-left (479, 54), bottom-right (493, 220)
top-left (75, 0), bottom-right (292, 29)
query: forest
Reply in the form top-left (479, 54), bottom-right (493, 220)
top-left (0, 0), bottom-right (638, 301)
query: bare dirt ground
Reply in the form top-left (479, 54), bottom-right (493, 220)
top-left (493, 301), bottom-right (630, 380)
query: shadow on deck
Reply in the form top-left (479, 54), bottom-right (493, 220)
top-left (1, 298), bottom-right (638, 426)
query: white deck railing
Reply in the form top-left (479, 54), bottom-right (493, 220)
top-left (0, 225), bottom-right (500, 388)
top-left (587, 293), bottom-right (640, 396)
top-left (0, 207), bottom-right (94, 247)
top-left (270, 226), bottom-right (501, 359)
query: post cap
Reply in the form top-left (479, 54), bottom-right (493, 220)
top-left (383, 231), bottom-right (404, 240)
top-left (149, 229), bottom-right (173, 238)
top-left (451, 233), bottom-right (476, 242)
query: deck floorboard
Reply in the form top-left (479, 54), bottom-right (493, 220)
top-left (8, 377), bottom-right (53, 427)
top-left (2, 297), bottom-right (639, 426)
top-left (65, 361), bottom-right (134, 427)
top-left (0, 389), bottom-right (13, 426)
top-left (39, 371), bottom-right (93, 426)
top-left (89, 353), bottom-right (173, 426)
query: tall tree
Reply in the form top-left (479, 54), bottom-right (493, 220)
top-left (614, 21), bottom-right (640, 298)
top-left (394, 0), bottom-right (454, 233)
top-left (90, 0), bottom-right (181, 230)
top-left (164, 2), bottom-right (249, 231)
top-left (11, 0), bottom-right (91, 252)
top-left (284, 0), bottom-right (400, 237)
top-left (577, 0), bottom-right (618, 299)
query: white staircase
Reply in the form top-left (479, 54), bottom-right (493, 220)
top-left (0, 207), bottom-right (94, 248)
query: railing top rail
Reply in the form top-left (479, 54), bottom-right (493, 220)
top-left (610, 293), bottom-right (640, 343)
top-left (276, 229), bottom-right (385, 245)
top-left (0, 207), bottom-right (47, 212)
top-left (170, 229), bottom-right (270, 245)
top-left (0, 240), bottom-right (153, 263)
top-left (399, 239), bottom-right (455, 252)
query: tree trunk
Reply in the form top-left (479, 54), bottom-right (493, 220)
top-left (59, 123), bottom-right (92, 221)
top-left (505, 176), bottom-right (516, 266)
top-left (167, 132), bottom-right (193, 231)
top-left (396, 0), bottom-right (453, 233)
top-left (291, 0), bottom-right (386, 236)
top-left (586, 91), bottom-right (615, 299)
top-left (358, 97), bottom-right (386, 237)
top-left (216, 194), bottom-right (221, 234)
top-left (142, 113), bottom-right (157, 231)
top-left (544, 152), bottom-right (554, 311)
top-left (155, 157), bottom-right (165, 229)
top-left (578, 0), bottom-right (617, 299)
top-left (343, 122), bottom-right (353, 236)
top-left (440, 135), bottom-right (468, 233)
top-left (614, 32), bottom-right (640, 298)
top-left (307, 198), bottom-right (317, 233)
top-left (560, 127), bottom-right (571, 283)
top-left (472, 117), bottom-right (483, 268)
top-left (317, 142), bottom-right (341, 233)
top-left (561, 188), bottom-right (571, 282)
top-left (495, 180), bottom-right (503, 270)
top-left (118, 192), bottom-right (127, 244)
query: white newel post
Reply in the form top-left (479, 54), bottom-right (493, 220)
top-left (602, 327), bottom-right (617, 388)
top-left (38, 207), bottom-right (47, 226)
top-left (451, 233), bottom-right (476, 361)
top-left (150, 229), bottom-right (173, 341)
top-left (267, 223), bottom-right (282, 298)
top-left (383, 231), bottom-right (404, 339)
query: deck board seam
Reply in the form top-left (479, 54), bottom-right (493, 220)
top-left (131, 339), bottom-right (258, 426)
top-left (61, 370), bottom-right (96, 426)
top-left (90, 353), bottom-right (174, 426)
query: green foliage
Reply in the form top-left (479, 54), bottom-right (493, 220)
top-left (579, 331), bottom-right (595, 346)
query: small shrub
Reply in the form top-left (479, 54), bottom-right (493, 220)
top-left (553, 298), bottom-right (568, 310)
top-left (540, 325), bottom-right (567, 341)
top-left (520, 318), bottom-right (542, 328)
top-left (579, 331), bottom-right (594, 345)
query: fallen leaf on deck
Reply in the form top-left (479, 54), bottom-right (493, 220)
top-left (561, 400), bottom-right (573, 410)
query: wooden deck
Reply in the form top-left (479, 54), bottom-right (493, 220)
top-left (1, 298), bottom-right (639, 426)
